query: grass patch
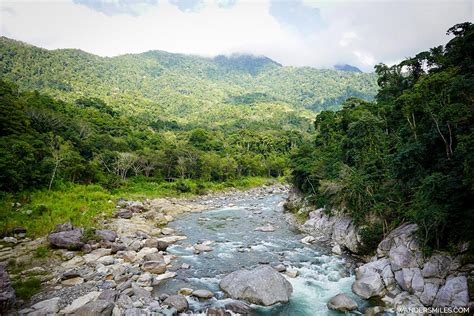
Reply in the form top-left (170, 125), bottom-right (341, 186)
top-left (0, 183), bottom-right (114, 237)
top-left (0, 176), bottom-right (282, 238)
top-left (111, 176), bottom-right (278, 200)
top-left (12, 277), bottom-right (42, 300)
top-left (34, 246), bottom-right (49, 259)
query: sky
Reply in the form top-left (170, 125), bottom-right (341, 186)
top-left (0, 0), bottom-right (472, 72)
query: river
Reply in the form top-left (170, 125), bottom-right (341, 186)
top-left (154, 188), bottom-right (369, 315)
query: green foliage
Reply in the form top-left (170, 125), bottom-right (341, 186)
top-left (359, 224), bottom-right (384, 255)
top-left (0, 36), bottom-right (377, 130)
top-left (291, 23), bottom-right (474, 250)
top-left (34, 246), bottom-right (49, 258)
top-left (81, 227), bottom-right (101, 243)
top-left (0, 184), bottom-right (114, 236)
top-left (12, 277), bottom-right (42, 300)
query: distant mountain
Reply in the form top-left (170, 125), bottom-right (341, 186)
top-left (334, 64), bottom-right (362, 73)
top-left (213, 54), bottom-right (281, 76)
top-left (0, 36), bottom-right (378, 128)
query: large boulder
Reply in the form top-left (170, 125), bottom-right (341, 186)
top-left (352, 271), bottom-right (385, 299)
top-left (377, 223), bottom-right (419, 258)
top-left (48, 228), bottom-right (84, 249)
top-left (392, 292), bottom-right (425, 314)
top-left (327, 293), bottom-right (358, 312)
top-left (420, 281), bottom-right (441, 306)
top-left (96, 230), bottom-right (118, 242)
top-left (219, 265), bottom-right (293, 306)
top-left (332, 217), bottom-right (360, 253)
top-left (389, 244), bottom-right (419, 271)
top-left (394, 268), bottom-right (424, 295)
top-left (356, 259), bottom-right (396, 291)
top-left (0, 265), bottom-right (15, 313)
top-left (433, 276), bottom-right (469, 307)
top-left (422, 254), bottom-right (452, 279)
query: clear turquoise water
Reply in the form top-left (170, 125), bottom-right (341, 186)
top-left (156, 192), bottom-right (368, 315)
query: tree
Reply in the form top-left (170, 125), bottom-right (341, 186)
top-left (48, 135), bottom-right (72, 190)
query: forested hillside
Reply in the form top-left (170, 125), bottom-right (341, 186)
top-left (0, 37), bottom-right (377, 129)
top-left (291, 22), bottom-right (474, 251)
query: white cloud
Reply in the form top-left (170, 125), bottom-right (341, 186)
top-left (0, 0), bottom-right (472, 72)
top-left (339, 31), bottom-right (358, 47)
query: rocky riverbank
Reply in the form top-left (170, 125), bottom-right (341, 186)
top-left (0, 183), bottom-right (291, 315)
top-left (285, 188), bottom-right (474, 314)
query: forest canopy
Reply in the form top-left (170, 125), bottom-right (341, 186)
top-left (291, 22), bottom-right (474, 251)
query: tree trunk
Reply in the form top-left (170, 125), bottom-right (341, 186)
top-left (49, 161), bottom-right (60, 190)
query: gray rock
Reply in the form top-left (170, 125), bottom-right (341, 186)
top-left (224, 301), bottom-right (253, 315)
top-left (192, 289), bottom-right (214, 299)
top-left (29, 297), bottom-right (60, 315)
top-left (48, 228), bottom-right (84, 250)
top-left (61, 291), bottom-right (101, 314)
top-left (98, 289), bottom-right (118, 302)
top-left (53, 222), bottom-right (74, 232)
top-left (97, 255), bottom-right (115, 265)
top-left (3, 237), bottom-right (17, 244)
top-left (0, 264), bottom-right (15, 312)
top-left (143, 238), bottom-right (158, 249)
top-left (376, 223), bottom-right (419, 257)
top-left (219, 265), bottom-right (293, 306)
top-left (129, 240), bottom-right (143, 252)
top-left (356, 259), bottom-right (395, 292)
top-left (132, 283), bottom-right (151, 299)
top-left (332, 217), bottom-right (359, 253)
top-left (389, 244), bottom-right (418, 271)
top-left (163, 294), bottom-right (189, 312)
top-left (433, 276), bottom-right (469, 307)
top-left (394, 268), bottom-right (424, 295)
top-left (74, 300), bottom-right (114, 316)
top-left (156, 240), bottom-right (169, 251)
top-left (82, 243), bottom-right (92, 254)
top-left (117, 279), bottom-right (133, 292)
top-left (327, 293), bottom-right (358, 312)
top-left (420, 282), bottom-right (440, 306)
top-left (124, 307), bottom-right (144, 316)
top-left (115, 209), bottom-right (133, 219)
top-left (116, 294), bottom-right (133, 308)
top-left (352, 271), bottom-right (385, 299)
top-left (96, 230), bottom-right (118, 242)
top-left (422, 254), bottom-right (452, 279)
top-left (142, 261), bottom-right (167, 274)
top-left (393, 292), bottom-right (425, 313)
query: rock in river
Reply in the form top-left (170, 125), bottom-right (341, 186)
top-left (192, 289), bottom-right (214, 299)
top-left (327, 293), bottom-right (358, 312)
top-left (219, 265), bottom-right (293, 306)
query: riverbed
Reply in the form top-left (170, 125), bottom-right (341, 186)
top-left (156, 187), bottom-right (367, 315)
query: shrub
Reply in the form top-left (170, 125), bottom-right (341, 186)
top-left (359, 223), bottom-right (384, 255)
top-left (174, 181), bottom-right (192, 193)
top-left (12, 277), bottom-right (42, 300)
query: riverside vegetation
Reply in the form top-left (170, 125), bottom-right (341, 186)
top-left (0, 22), bottom-right (472, 315)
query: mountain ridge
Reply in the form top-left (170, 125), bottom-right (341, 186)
top-left (0, 36), bottom-right (378, 128)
